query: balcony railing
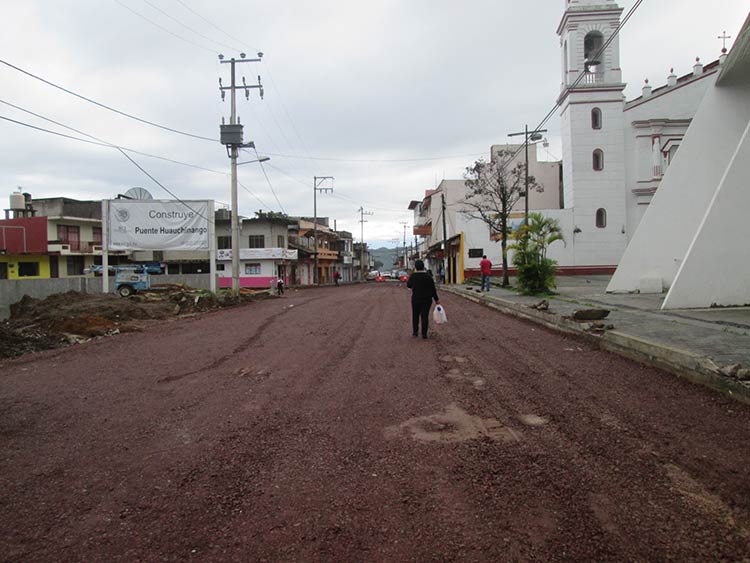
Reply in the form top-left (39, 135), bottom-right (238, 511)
top-left (581, 72), bottom-right (605, 86)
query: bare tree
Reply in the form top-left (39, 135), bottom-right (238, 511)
top-left (463, 150), bottom-right (542, 286)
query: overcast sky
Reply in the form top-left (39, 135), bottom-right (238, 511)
top-left (1, 0), bottom-right (748, 247)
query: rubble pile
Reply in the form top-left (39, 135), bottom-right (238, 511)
top-left (1, 287), bottom-right (272, 359)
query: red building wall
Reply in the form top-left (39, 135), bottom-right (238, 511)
top-left (0, 217), bottom-right (48, 254)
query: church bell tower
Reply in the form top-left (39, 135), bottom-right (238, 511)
top-left (558, 0), bottom-right (628, 267)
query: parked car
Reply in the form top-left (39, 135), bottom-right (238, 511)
top-left (398, 270), bottom-right (409, 282)
top-left (366, 270), bottom-right (380, 281)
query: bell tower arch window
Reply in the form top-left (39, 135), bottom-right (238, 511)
top-left (584, 31), bottom-right (605, 74)
top-left (591, 107), bottom-right (602, 129)
top-left (592, 149), bottom-right (604, 171)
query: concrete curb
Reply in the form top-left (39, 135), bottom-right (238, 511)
top-left (444, 286), bottom-right (750, 405)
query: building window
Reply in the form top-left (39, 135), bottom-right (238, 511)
top-left (593, 149), bottom-right (604, 171)
top-left (216, 263), bottom-right (225, 271)
top-left (277, 235), bottom-right (285, 248)
top-left (93, 227), bottom-right (102, 245)
top-left (245, 263), bottom-right (261, 275)
top-left (67, 256), bottom-right (85, 276)
top-left (18, 262), bottom-right (40, 277)
top-left (182, 262), bottom-right (209, 274)
top-left (468, 248), bottom-right (484, 258)
top-left (218, 236), bottom-right (231, 250)
top-left (591, 108), bottom-right (602, 129)
top-left (596, 208), bottom-right (607, 228)
top-left (248, 235), bottom-right (265, 248)
top-left (57, 224), bottom-right (80, 251)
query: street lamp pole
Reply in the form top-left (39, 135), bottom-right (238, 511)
top-left (313, 176), bottom-right (333, 285)
top-left (508, 124), bottom-right (547, 227)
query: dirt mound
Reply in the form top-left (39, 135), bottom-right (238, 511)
top-left (1, 288), bottom-right (273, 360)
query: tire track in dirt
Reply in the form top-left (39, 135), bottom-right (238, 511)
top-left (431, 291), bottom-right (750, 561)
top-left (157, 293), bottom-right (330, 383)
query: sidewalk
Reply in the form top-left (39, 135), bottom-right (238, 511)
top-left (444, 275), bottom-right (750, 404)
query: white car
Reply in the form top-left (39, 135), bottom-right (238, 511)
top-left (366, 270), bottom-right (380, 280)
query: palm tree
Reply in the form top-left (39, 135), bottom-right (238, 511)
top-left (510, 212), bottom-right (564, 293)
top-left (526, 212), bottom-right (564, 261)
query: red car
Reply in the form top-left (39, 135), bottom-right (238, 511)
top-left (398, 270), bottom-right (409, 282)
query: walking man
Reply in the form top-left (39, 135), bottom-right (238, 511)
top-left (407, 260), bottom-right (440, 339)
top-left (480, 255), bottom-right (492, 291)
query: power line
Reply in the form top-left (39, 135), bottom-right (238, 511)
top-left (0, 109), bottom-right (272, 212)
top-left (503, 0), bottom-right (645, 166)
top-left (168, 1), bottom-right (322, 176)
top-left (141, 0), bottom-right (242, 54)
top-left (174, 0), bottom-right (253, 51)
top-left (252, 146), bottom-right (286, 214)
top-left (0, 99), bottom-right (221, 174)
top-left (261, 150), bottom-right (486, 163)
top-left (0, 57), bottom-right (218, 142)
top-left (113, 0), bottom-right (218, 55)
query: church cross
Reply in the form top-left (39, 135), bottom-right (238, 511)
top-left (718, 31), bottom-right (731, 53)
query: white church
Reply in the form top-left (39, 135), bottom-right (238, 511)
top-left (549, 0), bottom-right (729, 272)
top-left (410, 0), bottom-right (749, 306)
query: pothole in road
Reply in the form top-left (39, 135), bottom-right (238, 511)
top-left (518, 414), bottom-right (549, 426)
top-left (385, 404), bottom-right (521, 444)
top-left (444, 368), bottom-right (485, 390)
top-left (439, 355), bottom-right (468, 364)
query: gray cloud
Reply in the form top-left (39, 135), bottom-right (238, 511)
top-left (1, 0), bottom-right (746, 246)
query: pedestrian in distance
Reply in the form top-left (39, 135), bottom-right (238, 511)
top-left (334, 271), bottom-right (341, 286)
top-left (438, 264), bottom-right (445, 284)
top-left (277, 277), bottom-right (284, 296)
top-left (407, 259), bottom-right (439, 339)
top-left (480, 255), bottom-right (492, 292)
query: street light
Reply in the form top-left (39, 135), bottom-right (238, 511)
top-left (508, 125), bottom-right (547, 227)
top-left (237, 156), bottom-right (270, 165)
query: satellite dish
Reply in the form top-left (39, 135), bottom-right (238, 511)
top-left (123, 187), bottom-right (154, 200)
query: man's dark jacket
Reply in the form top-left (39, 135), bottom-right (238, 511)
top-left (407, 271), bottom-right (439, 303)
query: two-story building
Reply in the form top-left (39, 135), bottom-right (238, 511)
top-left (1, 192), bottom-right (128, 279)
top-left (214, 212), bottom-right (297, 289)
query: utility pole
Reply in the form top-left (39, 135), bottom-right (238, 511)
top-left (399, 221), bottom-right (409, 270)
top-left (441, 193), bottom-right (449, 284)
top-left (218, 52), bottom-right (264, 295)
top-left (358, 206), bottom-right (373, 280)
top-left (508, 125), bottom-right (547, 228)
top-left (313, 176), bottom-right (334, 285)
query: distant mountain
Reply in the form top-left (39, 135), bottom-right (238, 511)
top-left (369, 246), bottom-right (401, 271)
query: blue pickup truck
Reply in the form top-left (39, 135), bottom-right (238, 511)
top-left (85, 263), bottom-right (161, 297)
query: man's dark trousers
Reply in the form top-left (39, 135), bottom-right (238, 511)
top-left (412, 300), bottom-right (431, 337)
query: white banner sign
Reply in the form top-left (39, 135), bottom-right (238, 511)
top-left (217, 248), bottom-right (298, 261)
top-left (108, 200), bottom-right (210, 250)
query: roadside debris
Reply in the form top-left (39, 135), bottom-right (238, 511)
top-left (1, 287), bottom-right (273, 359)
top-left (572, 308), bottom-right (610, 321)
top-left (529, 299), bottom-right (550, 311)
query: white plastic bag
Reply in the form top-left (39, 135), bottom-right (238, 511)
top-left (433, 304), bottom-right (448, 324)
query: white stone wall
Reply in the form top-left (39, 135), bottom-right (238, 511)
top-left (608, 72), bottom-right (750, 303)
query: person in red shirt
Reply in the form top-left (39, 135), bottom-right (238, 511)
top-left (479, 255), bottom-right (492, 291)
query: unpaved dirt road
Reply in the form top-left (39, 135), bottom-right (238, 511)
top-left (2, 283), bottom-right (749, 562)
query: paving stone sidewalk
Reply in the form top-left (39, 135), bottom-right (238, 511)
top-left (445, 275), bottom-right (750, 403)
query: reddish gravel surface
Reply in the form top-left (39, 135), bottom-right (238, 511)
top-left (1, 283), bottom-right (750, 562)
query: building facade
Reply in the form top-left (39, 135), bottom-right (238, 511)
top-left (553, 0), bottom-right (722, 271)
